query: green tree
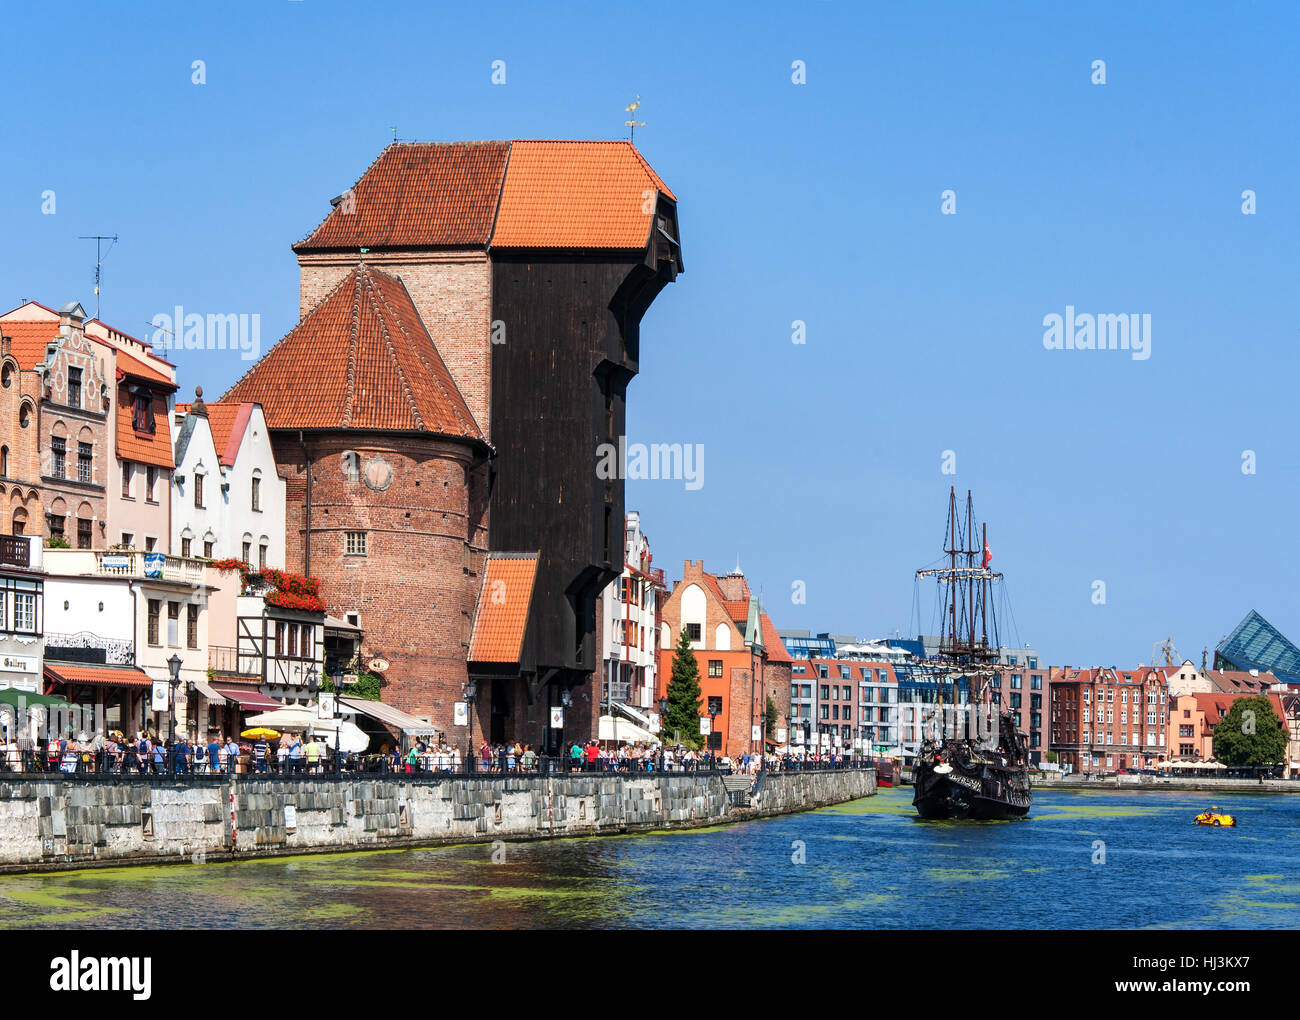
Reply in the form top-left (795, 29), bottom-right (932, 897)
top-left (663, 627), bottom-right (703, 748)
top-left (320, 656), bottom-right (383, 701)
top-left (1045, 750), bottom-right (1059, 765)
top-left (1212, 695), bottom-right (1288, 768)
top-left (765, 695), bottom-right (779, 739)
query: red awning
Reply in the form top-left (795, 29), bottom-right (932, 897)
top-left (211, 685), bottom-right (282, 712)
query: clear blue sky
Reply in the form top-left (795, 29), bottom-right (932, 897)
top-left (2, 1), bottom-right (1297, 668)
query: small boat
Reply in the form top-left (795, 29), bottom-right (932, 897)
top-left (1193, 807), bottom-right (1236, 827)
top-left (872, 757), bottom-right (896, 787)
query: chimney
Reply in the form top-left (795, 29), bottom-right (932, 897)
top-left (191, 385), bottom-right (209, 418)
top-left (58, 301), bottom-right (87, 340)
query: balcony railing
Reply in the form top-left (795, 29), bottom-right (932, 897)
top-left (209, 645), bottom-right (262, 678)
top-left (43, 548), bottom-right (207, 585)
top-left (44, 631), bottom-right (134, 667)
top-left (0, 535), bottom-right (31, 569)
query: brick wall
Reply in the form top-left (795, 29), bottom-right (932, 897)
top-left (273, 431), bottom-right (480, 728)
top-left (0, 352), bottom-right (44, 535)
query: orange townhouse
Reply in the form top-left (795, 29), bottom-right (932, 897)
top-left (655, 560), bottom-right (791, 756)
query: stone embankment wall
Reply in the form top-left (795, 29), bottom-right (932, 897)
top-left (1034, 774), bottom-right (1300, 794)
top-left (0, 768), bottom-right (875, 873)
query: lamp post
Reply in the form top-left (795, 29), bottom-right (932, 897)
top-left (166, 654), bottom-right (182, 773)
top-left (330, 672), bottom-right (343, 775)
top-left (657, 696), bottom-right (668, 772)
top-left (560, 688), bottom-right (572, 771)
top-left (465, 680), bottom-right (478, 774)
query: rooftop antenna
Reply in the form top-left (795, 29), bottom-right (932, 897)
top-left (78, 234), bottom-right (118, 320)
top-left (390, 126), bottom-right (398, 143)
top-left (624, 94), bottom-right (645, 142)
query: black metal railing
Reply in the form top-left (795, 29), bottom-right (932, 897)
top-left (0, 747), bottom-right (876, 780)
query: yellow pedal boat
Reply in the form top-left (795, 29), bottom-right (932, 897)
top-left (1193, 807), bottom-right (1236, 827)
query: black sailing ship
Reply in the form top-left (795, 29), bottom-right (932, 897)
top-left (910, 489), bottom-right (1032, 820)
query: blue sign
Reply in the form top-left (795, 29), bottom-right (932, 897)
top-left (144, 553), bottom-right (165, 578)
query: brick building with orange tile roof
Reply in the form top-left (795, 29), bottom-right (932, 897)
top-left (655, 560), bottom-right (790, 757)
top-left (225, 140), bottom-right (682, 750)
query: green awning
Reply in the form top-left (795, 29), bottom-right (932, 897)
top-left (0, 687), bottom-right (71, 709)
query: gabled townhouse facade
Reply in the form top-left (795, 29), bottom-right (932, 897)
top-left (171, 389), bottom-right (285, 568)
top-left (655, 560), bottom-right (791, 756)
top-left (0, 300), bottom-right (177, 554)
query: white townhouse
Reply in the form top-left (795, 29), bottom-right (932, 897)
top-left (170, 388), bottom-right (285, 569)
top-left (598, 511), bottom-right (663, 720)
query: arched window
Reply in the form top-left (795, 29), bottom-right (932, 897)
top-left (1, 363), bottom-right (12, 388)
top-left (19, 403), bottom-right (31, 429)
top-left (0, 445), bottom-right (7, 478)
top-left (11, 507), bottom-right (26, 536)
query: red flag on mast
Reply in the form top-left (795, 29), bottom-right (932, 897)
top-left (982, 539), bottom-right (993, 569)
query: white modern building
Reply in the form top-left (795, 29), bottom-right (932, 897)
top-left (171, 389), bottom-right (284, 569)
top-left (598, 511), bottom-right (662, 718)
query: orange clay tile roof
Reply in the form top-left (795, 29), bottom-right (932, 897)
top-left (468, 553), bottom-right (539, 663)
top-left (189, 400), bottom-right (255, 467)
top-left (44, 663), bottom-right (152, 689)
top-left (294, 142), bottom-right (510, 252)
top-left (220, 265), bottom-right (485, 442)
top-left (491, 140), bottom-right (674, 250)
top-left (109, 343), bottom-right (176, 389)
top-left (293, 140), bottom-right (674, 254)
top-left (760, 613), bottom-right (792, 663)
top-left (2, 321), bottom-right (58, 369)
top-left (116, 391), bottom-right (174, 469)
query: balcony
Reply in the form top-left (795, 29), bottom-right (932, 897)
top-left (43, 548), bottom-right (207, 585)
top-left (208, 645), bottom-right (261, 678)
top-left (0, 534), bottom-right (39, 571)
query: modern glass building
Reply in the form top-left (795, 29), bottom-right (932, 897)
top-left (1215, 610), bottom-right (1300, 685)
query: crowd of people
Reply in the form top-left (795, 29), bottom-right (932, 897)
top-left (0, 730), bottom-right (348, 775)
top-left (1, 729), bottom-right (867, 777)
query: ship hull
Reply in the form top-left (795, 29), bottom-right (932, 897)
top-left (912, 759), bottom-right (1031, 820)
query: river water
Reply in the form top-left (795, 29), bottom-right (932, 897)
top-left (2, 787), bottom-right (1297, 929)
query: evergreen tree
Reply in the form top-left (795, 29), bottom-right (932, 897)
top-left (765, 695), bottom-right (779, 739)
top-left (1213, 695), bottom-right (1288, 768)
top-left (663, 627), bottom-right (704, 748)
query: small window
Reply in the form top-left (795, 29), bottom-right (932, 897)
top-left (203, 539), bottom-right (214, 558)
top-left (187, 604), bottom-right (199, 649)
top-left (77, 442), bottom-right (91, 483)
top-left (345, 531), bottom-right (367, 556)
top-left (121, 460), bottom-right (133, 498)
top-left (0, 364), bottom-right (11, 388)
top-left (145, 536), bottom-right (156, 552)
top-left (132, 391), bottom-right (154, 434)
top-left (251, 475), bottom-right (261, 511)
top-left (67, 367), bottom-right (82, 409)
top-left (241, 540), bottom-right (251, 563)
top-left (147, 600), bottom-right (161, 645)
top-left (146, 466), bottom-right (158, 502)
top-left (19, 404), bottom-right (30, 429)
top-left (0, 445), bottom-right (7, 477)
top-left (708, 659), bottom-right (722, 678)
top-left (258, 543), bottom-right (267, 568)
top-left (51, 437), bottom-right (66, 478)
top-left (76, 517), bottom-right (91, 549)
top-left (167, 602), bottom-right (180, 647)
top-left (121, 532), bottom-right (133, 548)
top-left (194, 473), bottom-right (204, 509)
top-left (181, 537), bottom-right (192, 558)
top-left (46, 514), bottom-right (65, 540)
top-left (707, 696), bottom-right (723, 715)
top-left (685, 622), bottom-right (701, 642)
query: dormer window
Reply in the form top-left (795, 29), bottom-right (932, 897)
top-left (132, 390), bottom-right (155, 434)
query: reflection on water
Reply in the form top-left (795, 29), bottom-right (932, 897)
top-left (1, 788), bottom-right (1298, 929)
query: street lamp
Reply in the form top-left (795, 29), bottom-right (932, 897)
top-left (166, 654), bottom-right (182, 772)
top-left (465, 680), bottom-right (478, 774)
top-left (657, 696), bottom-right (668, 772)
